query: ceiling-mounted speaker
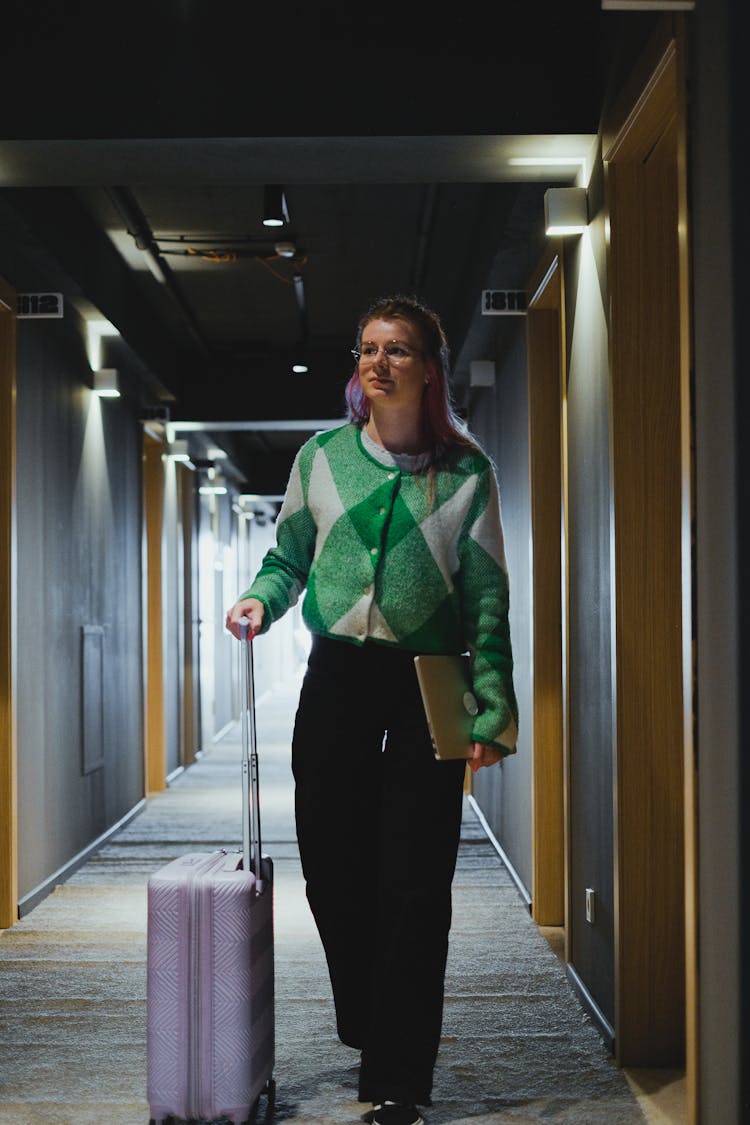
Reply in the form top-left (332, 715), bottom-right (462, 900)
top-left (470, 360), bottom-right (496, 387)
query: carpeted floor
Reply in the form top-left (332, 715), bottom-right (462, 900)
top-left (0, 674), bottom-right (647, 1125)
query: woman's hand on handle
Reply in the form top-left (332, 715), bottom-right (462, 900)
top-left (468, 741), bottom-right (505, 772)
top-left (225, 597), bottom-right (265, 640)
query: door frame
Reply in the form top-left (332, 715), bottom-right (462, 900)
top-left (143, 429), bottom-right (167, 793)
top-left (603, 14), bottom-right (694, 1083)
top-left (526, 247), bottom-right (567, 929)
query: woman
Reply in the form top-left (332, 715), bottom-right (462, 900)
top-left (226, 295), bottom-right (518, 1125)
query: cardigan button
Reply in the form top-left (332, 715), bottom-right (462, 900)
top-left (370, 546), bottom-right (378, 556)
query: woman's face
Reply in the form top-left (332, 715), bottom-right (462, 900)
top-left (356, 317), bottom-right (428, 413)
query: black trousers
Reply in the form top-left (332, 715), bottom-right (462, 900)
top-left (291, 635), bottom-right (466, 1106)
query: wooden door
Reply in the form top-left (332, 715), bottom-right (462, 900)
top-left (604, 21), bottom-right (694, 1075)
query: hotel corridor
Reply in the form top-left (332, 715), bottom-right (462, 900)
top-left (0, 669), bottom-right (681, 1124)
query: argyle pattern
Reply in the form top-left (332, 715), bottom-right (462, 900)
top-left (242, 423), bottom-right (518, 750)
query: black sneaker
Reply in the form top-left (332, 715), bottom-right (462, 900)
top-left (372, 1102), bottom-right (424, 1125)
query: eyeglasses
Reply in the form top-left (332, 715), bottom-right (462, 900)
top-left (351, 341), bottom-right (423, 367)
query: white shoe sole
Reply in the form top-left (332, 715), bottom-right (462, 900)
top-left (372, 1110), bottom-right (424, 1125)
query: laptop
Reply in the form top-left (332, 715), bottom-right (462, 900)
top-left (414, 653), bottom-right (478, 761)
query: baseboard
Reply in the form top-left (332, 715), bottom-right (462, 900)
top-left (566, 961), bottom-right (616, 1053)
top-left (467, 794), bottom-right (532, 910)
top-left (17, 798), bottom-right (147, 919)
top-left (212, 719), bottom-right (236, 744)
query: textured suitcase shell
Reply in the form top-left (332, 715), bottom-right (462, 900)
top-left (147, 849), bottom-right (274, 1124)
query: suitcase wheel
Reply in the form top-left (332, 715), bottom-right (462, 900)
top-left (245, 1077), bottom-right (276, 1123)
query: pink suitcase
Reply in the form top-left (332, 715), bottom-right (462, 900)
top-left (147, 623), bottom-right (275, 1123)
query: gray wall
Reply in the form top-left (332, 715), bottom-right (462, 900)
top-left (562, 206), bottom-right (615, 1027)
top-left (468, 327), bottom-right (533, 896)
top-left (15, 310), bottom-right (144, 905)
top-left (466, 163), bottom-right (615, 1033)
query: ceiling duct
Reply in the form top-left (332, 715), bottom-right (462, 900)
top-left (106, 186), bottom-right (214, 362)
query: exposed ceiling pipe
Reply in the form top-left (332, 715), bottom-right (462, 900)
top-left (106, 186), bottom-right (214, 362)
top-left (411, 184), bottom-right (439, 293)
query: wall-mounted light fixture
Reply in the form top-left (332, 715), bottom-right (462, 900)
top-left (235, 496), bottom-right (279, 527)
top-left (544, 187), bottom-right (589, 236)
top-left (93, 368), bottom-right (120, 398)
top-left (86, 319), bottom-right (120, 371)
top-left (263, 185), bottom-right (289, 227)
top-left (198, 473), bottom-right (228, 496)
top-left (166, 439), bottom-right (192, 463)
top-left (194, 459), bottom-right (228, 495)
top-left (205, 446), bottom-right (228, 461)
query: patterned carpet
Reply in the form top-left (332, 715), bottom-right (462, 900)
top-left (0, 676), bottom-right (646, 1125)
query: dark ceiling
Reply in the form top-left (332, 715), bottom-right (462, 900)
top-left (1, 1), bottom-right (646, 496)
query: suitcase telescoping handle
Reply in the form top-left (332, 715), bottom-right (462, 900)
top-left (239, 618), bottom-right (264, 893)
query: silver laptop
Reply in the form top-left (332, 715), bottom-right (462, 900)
top-left (414, 653), bottom-right (478, 761)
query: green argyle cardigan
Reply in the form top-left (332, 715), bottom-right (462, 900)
top-left (242, 422), bottom-right (518, 752)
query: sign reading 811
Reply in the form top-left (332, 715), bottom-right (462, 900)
top-left (481, 290), bottom-right (527, 315)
